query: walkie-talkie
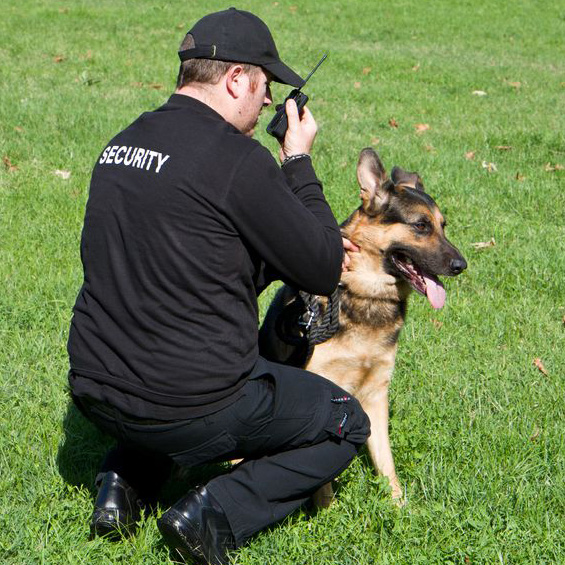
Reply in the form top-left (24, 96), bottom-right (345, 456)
top-left (266, 53), bottom-right (327, 140)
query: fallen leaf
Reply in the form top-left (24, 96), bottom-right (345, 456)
top-left (362, 67), bottom-right (371, 75)
top-left (289, 5), bottom-right (297, 12)
top-left (471, 238), bottom-right (495, 249)
top-left (149, 83), bottom-right (164, 90)
top-left (508, 81), bottom-right (521, 88)
top-left (431, 319), bottom-right (443, 329)
top-left (131, 81), bottom-right (144, 88)
top-left (371, 137), bottom-right (380, 145)
top-left (495, 145), bottom-right (512, 151)
top-left (464, 557), bottom-right (471, 565)
top-left (80, 50), bottom-right (94, 60)
top-left (533, 358), bottom-right (548, 376)
top-left (424, 145), bottom-right (436, 152)
top-left (273, 1), bottom-right (279, 5)
top-left (472, 90), bottom-right (487, 96)
top-left (412, 64), bottom-right (420, 71)
top-left (482, 161), bottom-right (497, 172)
top-left (414, 123), bottom-right (430, 133)
top-left (353, 81), bottom-right (361, 89)
top-left (14, 126), bottom-right (24, 133)
top-left (562, 315), bottom-right (565, 325)
top-left (54, 169), bottom-right (71, 180)
top-left (53, 55), bottom-right (65, 63)
top-left (389, 118), bottom-right (399, 128)
top-left (544, 163), bottom-right (565, 172)
top-left (177, 23), bottom-right (185, 29)
top-left (59, 7), bottom-right (69, 13)
top-left (2, 156), bottom-right (19, 172)
top-left (465, 151), bottom-right (476, 160)
top-left (515, 172), bottom-right (526, 181)
top-left (79, 71), bottom-right (99, 86)
top-left (530, 425), bottom-right (541, 442)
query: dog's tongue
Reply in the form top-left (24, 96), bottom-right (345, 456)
top-left (423, 274), bottom-right (446, 309)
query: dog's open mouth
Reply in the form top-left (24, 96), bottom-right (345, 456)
top-left (391, 253), bottom-right (446, 309)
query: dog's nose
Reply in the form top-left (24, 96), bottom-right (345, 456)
top-left (450, 257), bottom-right (467, 275)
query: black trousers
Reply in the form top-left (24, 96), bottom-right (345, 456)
top-left (75, 357), bottom-right (370, 546)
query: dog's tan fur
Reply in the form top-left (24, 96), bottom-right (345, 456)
top-left (259, 148), bottom-right (466, 505)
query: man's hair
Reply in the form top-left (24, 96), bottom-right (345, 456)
top-left (176, 34), bottom-right (262, 89)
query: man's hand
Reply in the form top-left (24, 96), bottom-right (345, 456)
top-left (279, 98), bottom-right (317, 162)
top-left (342, 238), bottom-right (360, 272)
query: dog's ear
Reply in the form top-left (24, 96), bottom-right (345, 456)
top-left (391, 166), bottom-right (425, 191)
top-left (357, 148), bottom-right (388, 215)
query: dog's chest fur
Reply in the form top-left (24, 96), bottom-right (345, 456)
top-left (306, 276), bottom-right (408, 404)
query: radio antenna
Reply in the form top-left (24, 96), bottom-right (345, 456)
top-left (302, 53), bottom-right (328, 86)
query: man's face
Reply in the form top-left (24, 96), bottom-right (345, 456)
top-left (238, 69), bottom-right (273, 137)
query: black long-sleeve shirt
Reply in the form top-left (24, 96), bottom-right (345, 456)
top-left (68, 94), bottom-right (342, 419)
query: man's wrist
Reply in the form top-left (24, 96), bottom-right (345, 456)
top-left (281, 153), bottom-right (311, 168)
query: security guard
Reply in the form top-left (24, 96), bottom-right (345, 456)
top-left (68, 8), bottom-right (370, 565)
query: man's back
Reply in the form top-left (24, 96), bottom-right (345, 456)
top-left (68, 94), bottom-right (342, 418)
top-left (69, 94), bottom-right (266, 413)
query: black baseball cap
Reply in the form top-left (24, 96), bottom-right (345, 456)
top-left (178, 8), bottom-right (305, 88)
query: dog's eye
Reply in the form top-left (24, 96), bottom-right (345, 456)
top-left (413, 221), bottom-right (429, 232)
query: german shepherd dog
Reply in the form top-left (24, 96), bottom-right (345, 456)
top-left (259, 148), bottom-right (467, 504)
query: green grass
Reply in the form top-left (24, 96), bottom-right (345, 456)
top-left (1, 0), bottom-right (564, 563)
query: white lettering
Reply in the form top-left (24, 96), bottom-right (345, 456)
top-left (155, 153), bottom-right (170, 173)
top-left (114, 146), bottom-right (127, 164)
top-left (99, 146), bottom-right (110, 164)
top-left (123, 146), bottom-right (134, 166)
top-left (97, 145), bottom-right (169, 173)
top-left (141, 149), bottom-right (150, 169)
top-left (132, 148), bottom-right (145, 168)
top-left (106, 145), bottom-right (118, 164)
top-left (145, 150), bottom-right (157, 171)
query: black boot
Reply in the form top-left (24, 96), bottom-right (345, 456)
top-left (90, 471), bottom-right (142, 538)
top-left (157, 486), bottom-right (236, 565)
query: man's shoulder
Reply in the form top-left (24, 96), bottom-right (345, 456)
top-left (92, 96), bottom-right (278, 182)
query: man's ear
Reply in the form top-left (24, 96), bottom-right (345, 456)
top-left (356, 148), bottom-right (389, 215)
top-left (225, 64), bottom-right (247, 99)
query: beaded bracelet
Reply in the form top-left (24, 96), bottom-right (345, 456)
top-left (281, 153), bottom-right (310, 167)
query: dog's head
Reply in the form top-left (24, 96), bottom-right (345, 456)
top-left (343, 148), bottom-right (467, 309)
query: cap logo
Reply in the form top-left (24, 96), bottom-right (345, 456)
top-left (211, 44), bottom-right (216, 58)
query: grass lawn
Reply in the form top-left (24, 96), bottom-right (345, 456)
top-left (1, 0), bottom-right (564, 563)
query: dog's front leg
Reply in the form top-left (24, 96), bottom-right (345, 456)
top-left (364, 382), bottom-right (403, 503)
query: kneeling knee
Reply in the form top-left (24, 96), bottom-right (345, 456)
top-left (325, 394), bottom-right (370, 446)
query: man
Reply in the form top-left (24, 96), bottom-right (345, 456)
top-left (68, 8), bottom-right (369, 565)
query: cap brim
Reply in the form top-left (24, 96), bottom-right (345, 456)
top-left (262, 60), bottom-right (305, 88)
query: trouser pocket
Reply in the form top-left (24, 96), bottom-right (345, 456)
top-left (323, 393), bottom-right (371, 445)
top-left (169, 430), bottom-right (237, 467)
top-left (252, 357), bottom-right (370, 449)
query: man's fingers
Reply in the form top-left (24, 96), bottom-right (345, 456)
top-left (285, 98), bottom-right (300, 129)
top-left (279, 99), bottom-right (317, 161)
top-left (342, 237), bottom-right (360, 253)
top-left (341, 238), bottom-right (360, 272)
top-left (300, 105), bottom-right (315, 126)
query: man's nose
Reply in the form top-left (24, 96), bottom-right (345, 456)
top-left (264, 86), bottom-right (272, 107)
